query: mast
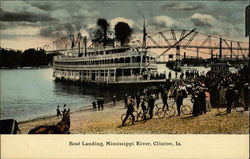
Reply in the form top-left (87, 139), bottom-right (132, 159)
top-left (143, 18), bottom-right (147, 73)
top-left (140, 19), bottom-right (147, 75)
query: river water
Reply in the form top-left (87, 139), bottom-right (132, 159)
top-left (1, 68), bottom-right (121, 122)
top-left (0, 65), bottom-right (214, 122)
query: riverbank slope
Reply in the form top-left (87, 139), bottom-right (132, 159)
top-left (18, 99), bottom-right (249, 134)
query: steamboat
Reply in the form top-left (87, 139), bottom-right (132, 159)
top-left (52, 44), bottom-right (162, 84)
top-left (52, 22), bottom-right (195, 85)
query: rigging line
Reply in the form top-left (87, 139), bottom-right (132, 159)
top-left (144, 28), bottom-right (196, 68)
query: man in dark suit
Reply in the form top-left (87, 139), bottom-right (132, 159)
top-left (226, 85), bottom-right (235, 113)
top-left (122, 99), bottom-right (135, 126)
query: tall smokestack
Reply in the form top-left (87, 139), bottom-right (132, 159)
top-left (84, 36), bottom-right (87, 56)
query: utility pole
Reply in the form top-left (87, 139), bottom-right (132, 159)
top-left (140, 18), bottom-right (147, 75)
top-left (246, 5), bottom-right (250, 67)
top-left (219, 38), bottom-right (222, 59)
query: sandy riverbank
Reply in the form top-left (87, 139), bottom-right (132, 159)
top-left (19, 98), bottom-right (249, 134)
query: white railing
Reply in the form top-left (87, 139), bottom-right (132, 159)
top-left (53, 62), bottom-right (157, 69)
top-left (54, 51), bottom-right (157, 61)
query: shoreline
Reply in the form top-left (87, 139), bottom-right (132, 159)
top-left (0, 66), bottom-right (52, 70)
top-left (18, 98), bottom-right (249, 134)
top-left (18, 101), bottom-right (115, 124)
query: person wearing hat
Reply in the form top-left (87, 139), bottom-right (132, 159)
top-left (162, 90), bottom-right (169, 111)
top-left (62, 104), bottom-right (67, 116)
top-left (191, 91), bottom-right (200, 117)
top-left (243, 83), bottom-right (249, 111)
top-left (97, 98), bottom-right (101, 111)
top-left (92, 100), bottom-right (97, 111)
top-left (148, 94), bottom-right (155, 119)
top-left (122, 99), bottom-right (135, 126)
top-left (204, 88), bottom-right (211, 112)
top-left (176, 89), bottom-right (184, 116)
top-left (56, 105), bottom-right (62, 118)
top-left (100, 97), bottom-right (104, 110)
top-left (124, 94), bottom-right (128, 108)
top-left (226, 85), bottom-right (235, 113)
top-left (198, 87), bottom-right (206, 115)
top-left (141, 98), bottom-right (147, 121)
top-left (113, 95), bottom-right (116, 106)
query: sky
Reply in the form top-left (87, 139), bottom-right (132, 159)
top-left (0, 0), bottom-right (249, 51)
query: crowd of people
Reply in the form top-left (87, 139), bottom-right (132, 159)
top-left (121, 65), bottom-right (249, 125)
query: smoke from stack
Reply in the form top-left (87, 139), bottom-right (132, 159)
top-left (92, 18), bottom-right (109, 45)
top-left (114, 22), bottom-right (132, 46)
top-left (97, 18), bottom-right (108, 42)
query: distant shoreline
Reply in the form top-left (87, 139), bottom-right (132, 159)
top-left (0, 66), bottom-right (52, 70)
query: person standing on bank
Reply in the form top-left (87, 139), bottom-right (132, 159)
top-left (141, 99), bottom-right (147, 121)
top-left (100, 98), bottom-right (104, 110)
top-left (92, 100), bottom-right (97, 111)
top-left (191, 91), bottom-right (200, 117)
top-left (176, 90), bottom-right (184, 116)
top-left (243, 83), bottom-right (249, 111)
top-left (204, 88), bottom-right (211, 112)
top-left (226, 85), bottom-right (235, 114)
top-left (124, 94), bottom-right (128, 108)
top-left (56, 105), bottom-right (61, 118)
top-left (136, 93), bottom-right (141, 109)
top-left (62, 104), bottom-right (67, 116)
top-left (113, 95), bottom-right (116, 106)
top-left (148, 95), bottom-right (155, 119)
top-left (122, 99), bottom-right (135, 126)
top-left (162, 90), bottom-right (169, 111)
top-left (97, 98), bottom-right (101, 111)
top-left (198, 88), bottom-right (206, 115)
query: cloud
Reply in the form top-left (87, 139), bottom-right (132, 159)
top-left (0, 21), bottom-right (41, 30)
top-left (50, 9), bottom-right (71, 21)
top-left (0, 1), bottom-right (47, 14)
top-left (109, 17), bottom-right (135, 29)
top-left (149, 15), bottom-right (176, 30)
top-left (0, 26), bottom-right (40, 39)
top-left (189, 13), bottom-right (245, 38)
top-left (190, 13), bottom-right (217, 27)
top-left (162, 2), bottom-right (204, 11)
top-left (0, 9), bottom-right (54, 22)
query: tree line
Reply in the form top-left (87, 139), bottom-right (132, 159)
top-left (0, 48), bottom-right (56, 68)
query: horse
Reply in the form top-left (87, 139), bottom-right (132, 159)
top-left (28, 109), bottom-right (70, 134)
